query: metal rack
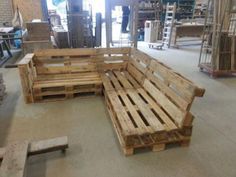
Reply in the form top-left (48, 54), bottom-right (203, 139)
top-left (198, 0), bottom-right (236, 77)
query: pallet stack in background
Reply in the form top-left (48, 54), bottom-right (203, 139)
top-left (0, 73), bottom-right (6, 104)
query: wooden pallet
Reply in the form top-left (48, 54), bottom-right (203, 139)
top-left (101, 70), bottom-right (141, 91)
top-left (33, 73), bottom-right (102, 102)
top-left (0, 136), bottom-right (68, 177)
top-left (105, 89), bottom-right (194, 155)
top-left (18, 48), bottom-right (131, 103)
top-left (105, 88), bottom-right (186, 154)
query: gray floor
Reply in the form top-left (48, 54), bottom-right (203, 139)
top-left (0, 43), bottom-right (236, 177)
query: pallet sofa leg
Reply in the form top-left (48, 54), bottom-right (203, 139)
top-left (181, 140), bottom-right (191, 147)
top-left (152, 144), bottom-right (165, 152)
top-left (124, 147), bottom-right (134, 156)
top-left (95, 84), bottom-right (102, 95)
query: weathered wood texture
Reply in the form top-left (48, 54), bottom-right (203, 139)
top-left (0, 137), bottom-right (68, 177)
top-left (0, 136), bottom-right (69, 161)
top-left (22, 40), bottom-right (53, 55)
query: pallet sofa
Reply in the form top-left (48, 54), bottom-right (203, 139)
top-left (18, 47), bottom-right (205, 155)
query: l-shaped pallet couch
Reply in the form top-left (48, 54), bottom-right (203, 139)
top-left (18, 47), bottom-right (205, 155)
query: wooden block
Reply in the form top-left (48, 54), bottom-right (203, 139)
top-left (0, 141), bottom-right (29, 177)
top-left (28, 136), bottom-right (68, 156)
top-left (123, 147), bottom-right (134, 156)
top-left (152, 144), bottom-right (166, 152)
top-left (0, 136), bottom-right (69, 161)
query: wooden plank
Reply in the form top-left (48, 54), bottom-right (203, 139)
top-left (0, 136), bottom-right (69, 161)
top-left (28, 136), bottom-right (68, 155)
top-left (17, 54), bottom-right (34, 65)
top-left (146, 70), bottom-right (189, 110)
top-left (96, 47), bottom-right (131, 55)
top-left (36, 72), bottom-right (100, 81)
top-left (149, 60), bottom-right (196, 101)
top-left (143, 79), bottom-right (186, 127)
top-left (35, 48), bottom-right (97, 57)
top-left (113, 71), bottom-right (133, 89)
top-left (127, 63), bottom-right (144, 84)
top-left (36, 64), bottom-right (97, 75)
top-left (107, 91), bottom-right (137, 136)
top-left (131, 48), bottom-right (151, 65)
top-left (117, 90), bottom-right (153, 134)
top-left (0, 141), bottom-right (29, 177)
top-left (130, 59), bottom-right (148, 74)
top-left (126, 89), bottom-right (165, 132)
top-left (34, 79), bottom-right (102, 88)
top-left (123, 71), bottom-right (141, 89)
top-left (100, 73), bottom-right (115, 91)
top-left (107, 71), bottom-right (123, 90)
top-left (137, 88), bottom-right (178, 131)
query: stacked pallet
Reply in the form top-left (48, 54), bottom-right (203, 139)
top-left (0, 73), bottom-right (6, 104)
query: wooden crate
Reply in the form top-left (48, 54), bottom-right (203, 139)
top-left (101, 70), bottom-right (141, 91)
top-left (26, 22), bottom-right (51, 41)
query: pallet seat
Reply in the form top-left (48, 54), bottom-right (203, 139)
top-left (102, 49), bottom-right (205, 155)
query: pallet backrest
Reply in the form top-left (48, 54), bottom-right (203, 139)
top-left (96, 48), bottom-right (130, 72)
top-left (143, 59), bottom-right (205, 127)
top-left (127, 49), bottom-right (151, 84)
top-left (33, 49), bottom-right (97, 75)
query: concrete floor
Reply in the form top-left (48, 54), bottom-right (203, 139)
top-left (0, 44), bottom-right (236, 177)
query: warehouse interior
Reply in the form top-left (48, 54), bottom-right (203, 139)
top-left (0, 0), bottom-right (236, 177)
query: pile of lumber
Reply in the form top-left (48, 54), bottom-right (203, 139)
top-left (0, 73), bottom-right (6, 104)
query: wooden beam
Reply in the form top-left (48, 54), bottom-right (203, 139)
top-left (0, 141), bottom-right (29, 177)
top-left (0, 136), bottom-right (68, 161)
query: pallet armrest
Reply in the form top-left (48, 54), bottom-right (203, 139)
top-left (18, 54), bottom-right (35, 103)
top-left (18, 53), bottom-right (34, 65)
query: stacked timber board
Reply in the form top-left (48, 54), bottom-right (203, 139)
top-left (18, 48), bottom-right (205, 155)
top-left (0, 73), bottom-right (6, 104)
